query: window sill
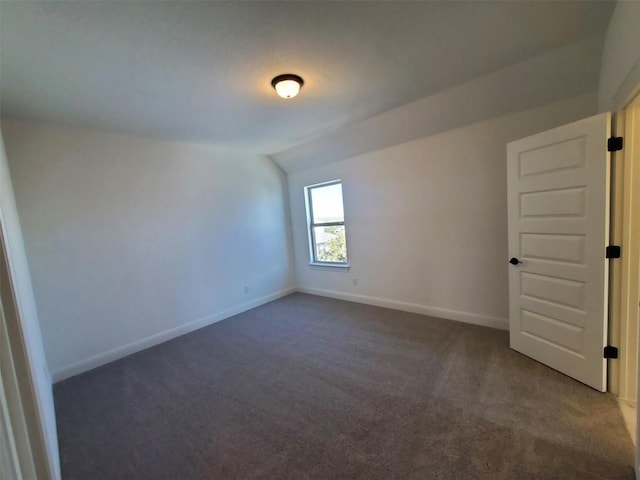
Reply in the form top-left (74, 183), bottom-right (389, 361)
top-left (308, 262), bottom-right (350, 271)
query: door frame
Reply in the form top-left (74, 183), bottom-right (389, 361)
top-left (0, 302), bottom-right (25, 480)
top-left (0, 217), bottom-right (56, 479)
top-left (0, 221), bottom-right (37, 479)
top-left (609, 94), bottom-right (640, 403)
top-left (614, 88), bottom-right (640, 479)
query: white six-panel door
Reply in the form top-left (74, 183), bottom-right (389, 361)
top-left (507, 113), bottom-right (611, 392)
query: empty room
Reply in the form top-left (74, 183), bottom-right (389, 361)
top-left (2, 1), bottom-right (640, 479)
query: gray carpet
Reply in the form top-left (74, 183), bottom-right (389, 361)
top-left (54, 293), bottom-right (634, 479)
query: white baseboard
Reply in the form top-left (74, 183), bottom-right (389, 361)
top-left (52, 286), bottom-right (507, 382)
top-left (297, 286), bottom-right (508, 331)
top-left (51, 287), bottom-right (296, 382)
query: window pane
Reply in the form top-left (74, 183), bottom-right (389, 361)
top-left (310, 183), bottom-right (344, 223)
top-left (313, 225), bottom-right (347, 263)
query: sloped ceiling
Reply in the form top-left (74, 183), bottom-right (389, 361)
top-left (273, 35), bottom-right (606, 173)
top-left (0, 1), bottom-right (614, 164)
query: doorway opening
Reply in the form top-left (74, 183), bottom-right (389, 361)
top-left (610, 91), bottom-right (640, 444)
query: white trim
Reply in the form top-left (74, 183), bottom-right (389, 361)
top-left (308, 262), bottom-right (350, 270)
top-left (0, 306), bottom-right (25, 480)
top-left (0, 217), bottom-right (58, 480)
top-left (305, 179), bottom-right (342, 190)
top-left (52, 287), bottom-right (296, 382)
top-left (304, 180), bottom-right (348, 265)
top-left (297, 286), bottom-right (508, 331)
top-left (52, 284), bottom-right (509, 382)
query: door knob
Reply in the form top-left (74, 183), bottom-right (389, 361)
top-left (509, 257), bottom-right (522, 265)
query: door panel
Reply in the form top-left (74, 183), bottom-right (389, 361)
top-left (520, 233), bottom-right (585, 264)
top-left (507, 113), bottom-right (610, 392)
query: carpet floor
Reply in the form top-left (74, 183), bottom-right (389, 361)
top-left (54, 293), bottom-right (634, 479)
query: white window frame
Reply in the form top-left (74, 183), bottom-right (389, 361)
top-left (304, 180), bottom-right (349, 268)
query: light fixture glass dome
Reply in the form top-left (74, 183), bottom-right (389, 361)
top-left (271, 74), bottom-right (304, 99)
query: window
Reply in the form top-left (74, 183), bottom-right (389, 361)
top-left (305, 180), bottom-right (348, 266)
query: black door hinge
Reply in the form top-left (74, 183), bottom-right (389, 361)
top-left (608, 136), bottom-right (623, 152)
top-left (604, 346), bottom-right (619, 359)
top-left (606, 245), bottom-right (621, 258)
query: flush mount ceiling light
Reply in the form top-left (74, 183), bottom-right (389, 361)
top-left (271, 74), bottom-right (304, 99)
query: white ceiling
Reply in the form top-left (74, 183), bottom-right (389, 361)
top-left (0, 1), bottom-right (615, 157)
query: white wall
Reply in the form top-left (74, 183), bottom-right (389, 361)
top-left (598, 0), bottom-right (640, 111)
top-left (288, 93), bottom-right (597, 330)
top-left (0, 128), bottom-right (60, 478)
top-left (2, 120), bottom-right (295, 380)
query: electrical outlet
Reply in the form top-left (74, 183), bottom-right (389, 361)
top-left (352, 278), bottom-right (358, 286)
top-left (244, 286), bottom-right (249, 294)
